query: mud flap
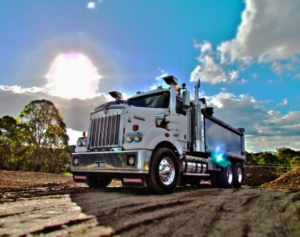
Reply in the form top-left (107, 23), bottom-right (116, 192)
top-left (121, 174), bottom-right (145, 188)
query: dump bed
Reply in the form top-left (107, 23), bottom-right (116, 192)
top-left (203, 113), bottom-right (245, 161)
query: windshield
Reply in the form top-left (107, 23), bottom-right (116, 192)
top-left (128, 92), bottom-right (169, 108)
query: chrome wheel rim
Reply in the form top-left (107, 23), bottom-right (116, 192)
top-left (227, 166), bottom-right (233, 184)
top-left (237, 167), bottom-right (243, 183)
top-left (159, 157), bottom-right (175, 185)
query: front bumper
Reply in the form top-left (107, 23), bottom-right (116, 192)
top-left (71, 150), bottom-right (152, 174)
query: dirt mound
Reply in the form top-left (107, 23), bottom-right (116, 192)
top-left (243, 166), bottom-right (279, 186)
top-left (0, 170), bottom-right (86, 191)
top-left (262, 167), bottom-right (300, 191)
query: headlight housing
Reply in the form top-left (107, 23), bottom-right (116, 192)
top-left (76, 137), bottom-right (87, 147)
top-left (126, 133), bottom-right (133, 143)
top-left (133, 132), bottom-right (142, 142)
top-left (126, 132), bottom-right (143, 143)
top-left (81, 137), bottom-right (87, 146)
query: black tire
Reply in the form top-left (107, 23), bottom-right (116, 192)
top-left (145, 148), bottom-right (179, 195)
top-left (217, 164), bottom-right (233, 188)
top-left (87, 173), bottom-right (113, 188)
top-left (232, 162), bottom-right (243, 188)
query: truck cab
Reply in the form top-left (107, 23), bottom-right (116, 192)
top-left (71, 76), bottom-right (246, 194)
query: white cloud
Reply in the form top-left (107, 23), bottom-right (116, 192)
top-left (229, 70), bottom-right (239, 82)
top-left (191, 0), bottom-right (300, 84)
top-left (191, 40), bottom-right (242, 84)
top-left (0, 85), bottom-right (53, 95)
top-left (150, 68), bottom-right (169, 90)
top-left (67, 128), bottom-right (85, 145)
top-left (194, 40), bottom-right (213, 55)
top-left (156, 68), bottom-right (168, 81)
top-left (218, 0), bottom-right (300, 63)
top-left (276, 98), bottom-right (288, 107)
top-left (207, 92), bottom-right (236, 108)
top-left (191, 55), bottom-right (227, 84)
top-left (241, 78), bottom-right (248, 84)
top-left (271, 59), bottom-right (298, 75)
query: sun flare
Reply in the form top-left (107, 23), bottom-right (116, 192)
top-left (46, 53), bottom-right (101, 99)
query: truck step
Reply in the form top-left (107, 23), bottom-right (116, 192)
top-left (182, 173), bottom-right (210, 177)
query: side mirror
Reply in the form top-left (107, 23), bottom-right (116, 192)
top-left (155, 113), bottom-right (165, 127)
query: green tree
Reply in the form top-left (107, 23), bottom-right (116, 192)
top-left (258, 152), bottom-right (279, 165)
top-left (276, 147), bottom-right (297, 164)
top-left (19, 100), bottom-right (70, 172)
top-left (291, 156), bottom-right (300, 167)
top-left (0, 116), bottom-right (29, 170)
top-left (257, 152), bottom-right (279, 172)
top-left (245, 152), bottom-right (256, 165)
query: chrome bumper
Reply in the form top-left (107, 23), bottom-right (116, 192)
top-left (71, 150), bottom-right (152, 174)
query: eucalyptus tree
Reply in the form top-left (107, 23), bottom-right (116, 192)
top-left (19, 99), bottom-right (69, 172)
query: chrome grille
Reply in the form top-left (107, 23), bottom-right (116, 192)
top-left (89, 113), bottom-right (121, 148)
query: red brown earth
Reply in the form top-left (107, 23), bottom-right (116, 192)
top-left (0, 167), bottom-right (299, 236)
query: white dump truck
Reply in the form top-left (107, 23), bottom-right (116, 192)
top-left (71, 76), bottom-right (246, 194)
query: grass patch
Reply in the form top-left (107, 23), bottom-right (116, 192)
top-left (61, 172), bottom-right (72, 176)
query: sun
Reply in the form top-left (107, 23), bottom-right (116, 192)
top-left (46, 53), bottom-right (101, 99)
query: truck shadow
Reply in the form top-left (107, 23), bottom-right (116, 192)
top-left (70, 184), bottom-right (211, 232)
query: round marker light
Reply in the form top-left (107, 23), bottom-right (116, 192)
top-left (128, 156), bottom-right (135, 166)
top-left (73, 157), bottom-right (79, 166)
top-left (133, 125), bottom-right (139, 131)
top-left (133, 132), bottom-right (142, 142)
top-left (126, 133), bottom-right (133, 143)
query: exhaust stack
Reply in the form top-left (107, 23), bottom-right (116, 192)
top-left (194, 79), bottom-right (204, 152)
top-left (163, 76), bottom-right (178, 114)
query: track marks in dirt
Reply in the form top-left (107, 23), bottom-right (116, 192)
top-left (71, 187), bottom-right (300, 236)
top-left (131, 200), bottom-right (190, 215)
top-left (2, 187), bottom-right (299, 236)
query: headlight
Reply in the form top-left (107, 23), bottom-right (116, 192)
top-left (126, 133), bottom-right (133, 143)
top-left (77, 138), bottom-right (82, 146)
top-left (76, 137), bottom-right (87, 147)
top-left (82, 137), bottom-right (87, 146)
top-left (73, 157), bottom-right (79, 166)
top-left (133, 132), bottom-right (142, 142)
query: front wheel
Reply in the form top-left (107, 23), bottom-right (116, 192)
top-left (145, 148), bottom-right (179, 195)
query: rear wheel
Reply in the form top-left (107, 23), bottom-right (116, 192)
top-left (232, 162), bottom-right (243, 188)
top-left (145, 148), bottom-right (179, 195)
top-left (87, 173), bottom-right (113, 188)
top-left (217, 165), bottom-right (233, 188)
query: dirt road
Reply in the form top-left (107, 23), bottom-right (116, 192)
top-left (1, 185), bottom-right (300, 236)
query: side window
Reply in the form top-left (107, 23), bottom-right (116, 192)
top-left (176, 97), bottom-right (186, 115)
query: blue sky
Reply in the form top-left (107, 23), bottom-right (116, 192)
top-left (0, 0), bottom-right (300, 152)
